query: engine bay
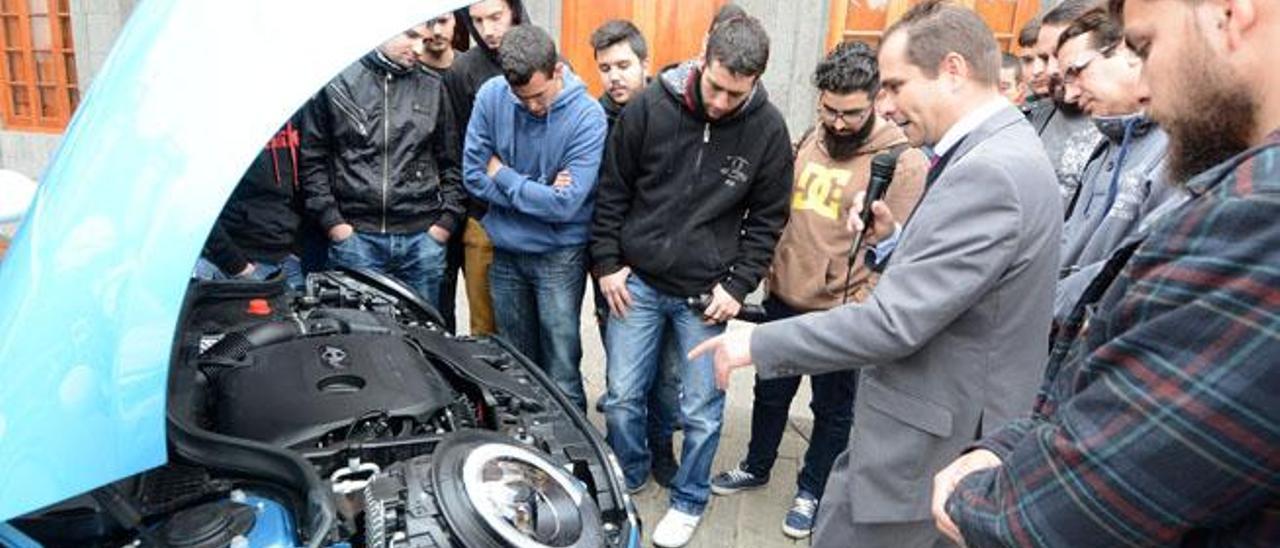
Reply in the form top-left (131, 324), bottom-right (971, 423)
top-left (12, 270), bottom-right (639, 548)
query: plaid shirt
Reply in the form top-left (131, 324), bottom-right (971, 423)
top-left (947, 130), bottom-right (1280, 547)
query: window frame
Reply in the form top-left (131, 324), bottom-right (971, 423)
top-left (0, 0), bottom-right (79, 133)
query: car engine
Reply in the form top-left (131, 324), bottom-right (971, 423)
top-left (11, 269), bottom-right (639, 548)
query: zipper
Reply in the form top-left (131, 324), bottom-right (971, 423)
top-left (694, 123), bottom-right (709, 171)
top-left (666, 122), bottom-right (711, 258)
top-left (381, 72), bottom-right (390, 234)
top-left (328, 85), bottom-right (369, 137)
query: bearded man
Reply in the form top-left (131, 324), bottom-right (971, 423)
top-left (932, 0), bottom-right (1280, 544)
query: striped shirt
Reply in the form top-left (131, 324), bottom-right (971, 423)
top-left (946, 130), bottom-right (1280, 546)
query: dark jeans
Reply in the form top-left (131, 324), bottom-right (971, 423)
top-left (593, 276), bottom-right (681, 442)
top-left (742, 296), bottom-right (857, 499)
top-left (489, 246), bottom-right (588, 412)
top-left (436, 223), bottom-right (466, 332)
top-left (193, 254), bottom-right (304, 291)
top-left (327, 231), bottom-right (447, 311)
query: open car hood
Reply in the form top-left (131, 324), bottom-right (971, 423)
top-left (0, 0), bottom-right (471, 521)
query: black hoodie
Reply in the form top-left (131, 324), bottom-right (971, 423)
top-left (443, 0), bottom-right (531, 218)
top-left (598, 76), bottom-right (651, 132)
top-left (444, 0), bottom-right (531, 142)
top-left (590, 61), bottom-right (794, 302)
top-left (203, 118), bottom-right (304, 274)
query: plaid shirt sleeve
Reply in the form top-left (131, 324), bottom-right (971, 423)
top-left (945, 138), bottom-right (1280, 547)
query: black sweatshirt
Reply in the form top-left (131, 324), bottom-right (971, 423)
top-left (203, 118), bottom-right (304, 275)
top-left (590, 62), bottom-right (794, 302)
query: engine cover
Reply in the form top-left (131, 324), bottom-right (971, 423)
top-left (213, 332), bottom-right (455, 448)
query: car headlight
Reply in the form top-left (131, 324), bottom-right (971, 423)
top-left (431, 431), bottom-right (603, 548)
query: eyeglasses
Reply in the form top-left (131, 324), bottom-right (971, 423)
top-left (1063, 42), bottom-right (1119, 85)
top-left (817, 102), bottom-right (874, 126)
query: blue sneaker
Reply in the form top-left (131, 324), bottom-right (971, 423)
top-left (709, 464), bottom-right (768, 495)
top-left (782, 490), bottom-right (818, 539)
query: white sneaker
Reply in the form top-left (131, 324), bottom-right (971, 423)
top-left (652, 507), bottom-right (702, 548)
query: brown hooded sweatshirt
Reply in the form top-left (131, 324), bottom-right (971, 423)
top-left (767, 119), bottom-right (927, 311)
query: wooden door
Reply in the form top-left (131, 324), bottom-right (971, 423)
top-left (826, 0), bottom-right (1039, 53)
top-left (561, 0), bottom-right (728, 100)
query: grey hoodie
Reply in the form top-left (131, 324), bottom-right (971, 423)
top-left (1054, 114), bottom-right (1185, 321)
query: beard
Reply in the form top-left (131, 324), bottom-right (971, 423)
top-left (1159, 37), bottom-right (1258, 184)
top-left (823, 115), bottom-right (876, 161)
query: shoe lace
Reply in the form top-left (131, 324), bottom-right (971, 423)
top-left (723, 468), bottom-right (756, 483)
top-left (792, 496), bottom-right (818, 517)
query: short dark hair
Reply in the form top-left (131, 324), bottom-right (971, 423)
top-left (708, 3), bottom-right (748, 34)
top-left (1042, 0), bottom-right (1102, 27)
top-left (1001, 52), bottom-right (1023, 81)
top-left (704, 14), bottom-right (770, 77)
top-left (1017, 18), bottom-right (1041, 47)
top-left (498, 25), bottom-right (557, 86)
top-left (813, 41), bottom-right (879, 96)
top-left (883, 0), bottom-right (1000, 86)
top-left (591, 20), bottom-right (649, 61)
top-left (1056, 8), bottom-right (1123, 54)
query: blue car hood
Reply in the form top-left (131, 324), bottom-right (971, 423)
top-left (0, 0), bottom-right (471, 521)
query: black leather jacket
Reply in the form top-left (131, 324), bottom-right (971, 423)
top-left (301, 51), bottom-right (464, 234)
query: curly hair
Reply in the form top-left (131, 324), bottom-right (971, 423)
top-left (813, 41), bottom-right (880, 95)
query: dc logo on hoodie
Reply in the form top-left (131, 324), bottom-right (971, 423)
top-left (720, 156), bottom-right (751, 188)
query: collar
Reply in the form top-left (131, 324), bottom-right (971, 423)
top-left (932, 97), bottom-right (1009, 158)
top-left (1092, 112), bottom-right (1153, 142)
top-left (368, 50), bottom-right (412, 76)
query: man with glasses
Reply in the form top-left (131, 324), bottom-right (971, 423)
top-left (1053, 8), bottom-right (1182, 325)
top-left (708, 41), bottom-right (926, 540)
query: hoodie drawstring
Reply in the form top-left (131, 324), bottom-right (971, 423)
top-left (266, 122), bottom-right (301, 189)
top-left (1088, 117), bottom-right (1137, 216)
top-left (287, 121), bottom-right (300, 190)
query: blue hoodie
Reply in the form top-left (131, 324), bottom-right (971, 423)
top-left (462, 68), bottom-right (607, 254)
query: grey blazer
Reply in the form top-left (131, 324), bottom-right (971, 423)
top-left (752, 106), bottom-right (1061, 543)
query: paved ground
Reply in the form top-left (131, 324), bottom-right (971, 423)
top-left (455, 285), bottom-right (820, 547)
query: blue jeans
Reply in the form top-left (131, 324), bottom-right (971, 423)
top-left (594, 276), bottom-right (682, 442)
top-left (489, 246), bottom-right (588, 412)
top-left (604, 276), bottom-right (726, 515)
top-left (328, 231), bottom-right (447, 310)
top-left (742, 296), bottom-right (856, 499)
top-left (194, 254), bottom-right (305, 291)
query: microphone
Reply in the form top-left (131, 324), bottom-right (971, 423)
top-left (844, 149), bottom-right (904, 304)
top-left (686, 294), bottom-right (769, 323)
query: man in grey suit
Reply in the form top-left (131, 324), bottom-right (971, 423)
top-left (690, 1), bottom-right (1061, 546)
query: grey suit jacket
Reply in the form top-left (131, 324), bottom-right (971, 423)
top-left (752, 106), bottom-right (1061, 528)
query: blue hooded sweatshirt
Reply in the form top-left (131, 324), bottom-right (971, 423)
top-left (462, 68), bottom-right (607, 254)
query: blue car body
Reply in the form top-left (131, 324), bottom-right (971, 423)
top-left (0, 0), bottom-right (477, 522)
